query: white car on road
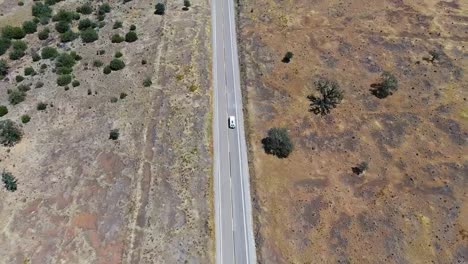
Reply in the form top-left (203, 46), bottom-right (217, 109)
top-left (228, 116), bottom-right (236, 129)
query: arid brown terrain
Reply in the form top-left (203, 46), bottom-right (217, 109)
top-left (238, 0), bottom-right (467, 263)
top-left (0, 0), bottom-right (213, 263)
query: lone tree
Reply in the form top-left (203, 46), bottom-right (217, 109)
top-left (0, 119), bottom-right (23, 146)
top-left (308, 78), bottom-right (343, 115)
top-left (155, 3), bottom-right (165, 15)
top-left (282, 51), bottom-right (294, 63)
top-left (370, 71), bottom-right (398, 99)
top-left (261, 128), bottom-right (293, 158)
top-left (2, 171), bottom-right (17, 192)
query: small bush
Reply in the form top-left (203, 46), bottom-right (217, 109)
top-left (282, 51), bottom-right (293, 63)
top-left (111, 34), bottom-right (124, 43)
top-left (2, 26), bottom-right (26, 39)
top-left (2, 171), bottom-right (17, 192)
top-left (109, 59), bottom-right (125, 71)
top-left (78, 18), bottom-right (96, 31)
top-left (17, 84), bottom-right (30, 92)
top-left (32, 52), bottom-right (41, 62)
top-left (261, 128), bottom-right (293, 158)
top-left (35, 81), bottom-right (44, 88)
top-left (77, 3), bottom-right (93, 14)
top-left (0, 38), bottom-right (11, 55)
top-left (371, 72), bottom-right (398, 99)
top-left (55, 21), bottom-right (70, 33)
top-left (70, 51), bottom-right (82, 61)
top-left (21, 114), bottom-right (30, 124)
top-left (125, 31), bottom-right (138, 42)
top-left (24, 67), bottom-right (35, 76)
top-left (41, 46), bottom-right (58, 59)
top-left (12, 40), bottom-right (27, 51)
top-left (143, 78), bottom-right (152, 87)
top-left (98, 3), bottom-right (111, 14)
top-left (155, 3), bottom-right (165, 15)
top-left (44, 0), bottom-right (56, 6)
top-left (352, 162), bottom-right (368, 175)
top-left (141, 59), bottom-right (147, 65)
top-left (53, 9), bottom-right (75, 23)
top-left (22, 21), bottom-right (37, 34)
top-left (40, 16), bottom-right (50, 25)
top-left (109, 129), bottom-right (119, 140)
top-left (57, 74), bottom-right (72, 86)
top-left (0, 105), bottom-right (8, 117)
top-left (37, 102), bottom-right (47, 111)
top-left (114, 51), bottom-right (123, 58)
top-left (93, 60), bottom-right (104, 67)
top-left (32, 2), bottom-right (52, 19)
top-left (80, 28), bottom-right (98, 43)
top-left (0, 119), bottom-right (23, 146)
top-left (0, 60), bottom-right (9, 79)
top-left (15, 75), bottom-right (24, 82)
top-left (55, 53), bottom-right (76, 68)
top-left (60, 30), bottom-right (78, 42)
top-left (103, 66), bottom-right (111, 74)
top-left (183, 0), bottom-right (191, 10)
top-left (110, 97), bottom-right (118, 103)
top-left (56, 66), bottom-right (72, 74)
top-left (130, 24), bottom-right (136, 31)
top-left (38, 28), bottom-right (50, 40)
top-left (9, 49), bottom-right (25, 60)
top-left (120, 92), bottom-right (127, 99)
top-left (72, 80), bottom-right (80, 87)
top-left (18, 1), bottom-right (24, 6)
top-left (8, 90), bottom-right (26, 105)
top-left (113, 21), bottom-right (123, 29)
top-left (308, 79), bottom-right (343, 115)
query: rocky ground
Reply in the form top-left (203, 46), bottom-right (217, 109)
top-left (238, 0), bottom-right (467, 263)
top-left (0, 0), bottom-right (213, 263)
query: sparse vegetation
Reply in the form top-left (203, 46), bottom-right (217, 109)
top-left (370, 71), bottom-right (398, 99)
top-left (21, 114), bottom-right (30, 124)
top-left (155, 3), bottom-right (166, 15)
top-left (35, 81), bottom-right (44, 88)
top-left (0, 119), bottom-right (23, 146)
top-left (109, 129), bottom-right (119, 140)
top-left (2, 171), bottom-right (17, 192)
top-left (282, 51), bottom-right (294, 63)
top-left (17, 84), bottom-right (30, 92)
top-left (8, 90), bottom-right (26, 105)
top-left (57, 74), bottom-right (72, 86)
top-left (0, 105), bottom-right (8, 117)
top-left (261, 128), bottom-right (293, 158)
top-left (109, 59), bottom-right (125, 71)
top-left (125, 31), bottom-right (138, 42)
top-left (308, 79), bottom-right (343, 115)
top-left (93, 60), bottom-right (104, 67)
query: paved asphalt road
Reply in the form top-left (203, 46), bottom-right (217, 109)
top-left (211, 0), bottom-right (257, 263)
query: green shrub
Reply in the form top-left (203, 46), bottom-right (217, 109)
top-left (70, 51), bottom-right (82, 61)
top-left (9, 49), bottom-right (25, 60)
top-left (80, 28), bottom-right (98, 43)
top-left (0, 105), bottom-right (8, 117)
top-left (352, 162), bottom-right (369, 175)
top-left (72, 80), bottom-right (80, 87)
top-left (21, 114), bottom-right (30, 124)
top-left (282, 51), bottom-right (293, 63)
top-left (38, 28), bottom-right (50, 40)
top-left (15, 75), bottom-right (24, 82)
top-left (184, 0), bottom-right (191, 9)
top-left (125, 31), bottom-right (137, 42)
top-left (113, 21), bottom-right (123, 29)
top-left (261, 128), bottom-right (293, 158)
top-left (130, 24), bottom-right (136, 31)
top-left (35, 81), bottom-right (44, 88)
top-left (41, 46), bottom-right (58, 59)
top-left (2, 25), bottom-right (26, 39)
top-left (143, 77), bottom-right (152, 87)
top-left (8, 90), bottom-right (25, 105)
top-left (155, 3), bottom-right (165, 15)
top-left (55, 53), bottom-right (76, 68)
top-left (97, 49), bottom-right (105, 55)
top-left (114, 51), bottom-right (123, 58)
top-left (111, 34), bottom-right (124, 43)
top-left (32, 2), bottom-right (52, 19)
top-left (57, 74), bottom-right (72, 86)
top-left (98, 3), bottom-right (111, 14)
top-left (56, 66), bottom-right (72, 74)
top-left (55, 21), bottom-right (70, 33)
top-left (371, 72), bottom-right (399, 99)
top-left (12, 40), bottom-right (27, 51)
top-left (33, 17), bottom-right (40, 24)
top-left (110, 97), bottom-right (118, 103)
top-left (103, 65), bottom-right (111, 74)
top-left (37, 102), bottom-right (47, 111)
top-left (18, 1), bottom-right (24, 6)
top-left (39, 16), bottom-right (50, 25)
top-left (60, 30), bottom-right (78, 42)
top-left (2, 171), bottom-right (17, 192)
top-left (120, 92), bottom-right (127, 99)
top-left (44, 0), bottom-right (56, 6)
top-left (78, 18), bottom-right (96, 31)
top-left (93, 60), bottom-right (103, 67)
top-left (24, 67), bottom-right (35, 76)
top-left (0, 37), bottom-right (11, 55)
top-left (53, 10), bottom-right (75, 23)
top-left (0, 60), bottom-right (9, 79)
top-left (308, 79), bottom-right (343, 115)
top-left (97, 14), bottom-right (105, 22)
top-left (73, 12), bottom-right (81, 21)
top-left (17, 84), bottom-right (30, 92)
top-left (109, 59), bottom-right (125, 71)
top-left (22, 21), bottom-right (37, 34)
top-left (32, 52), bottom-right (41, 62)
top-left (141, 59), bottom-right (147, 65)
top-left (77, 3), bottom-right (93, 15)
top-left (109, 129), bottom-right (119, 140)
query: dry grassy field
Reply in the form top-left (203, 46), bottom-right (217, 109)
top-left (238, 0), bottom-right (467, 263)
top-left (0, 0), bottom-right (213, 263)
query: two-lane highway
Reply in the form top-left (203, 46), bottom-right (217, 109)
top-left (211, 0), bottom-right (256, 262)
